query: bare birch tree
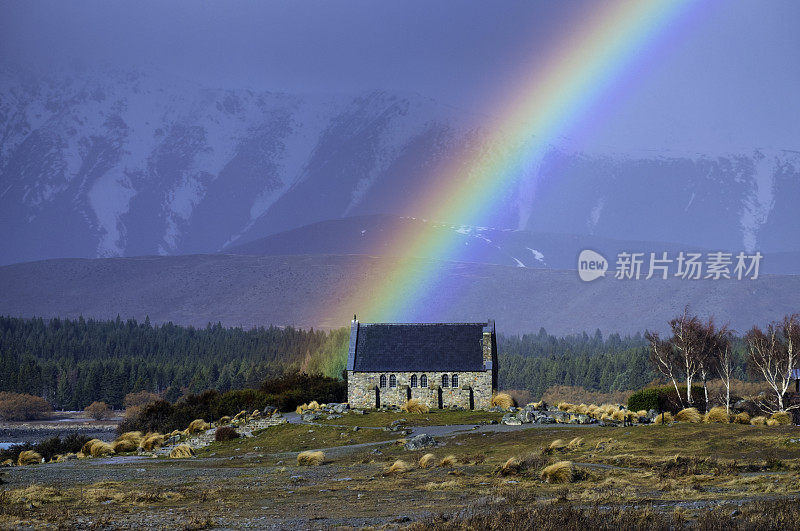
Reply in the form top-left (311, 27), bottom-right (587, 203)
top-left (713, 329), bottom-right (736, 414)
top-left (745, 314), bottom-right (800, 412)
top-left (669, 309), bottom-right (705, 406)
top-left (645, 330), bottom-right (683, 408)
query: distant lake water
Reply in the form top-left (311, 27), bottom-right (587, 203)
top-left (0, 442), bottom-right (14, 450)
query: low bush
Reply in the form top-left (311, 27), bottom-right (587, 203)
top-left (297, 450), bottom-right (325, 466)
top-left (0, 392), bottom-right (52, 421)
top-left (84, 401), bottom-right (113, 420)
top-left (766, 418), bottom-right (780, 427)
top-left (111, 439), bottom-right (138, 453)
top-left (215, 426), bottom-right (239, 442)
top-left (627, 385), bottom-right (704, 414)
top-left (548, 439), bottom-right (567, 452)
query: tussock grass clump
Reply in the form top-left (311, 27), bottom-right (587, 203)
top-left (80, 438), bottom-right (102, 455)
top-left (704, 406), bottom-right (730, 424)
top-left (531, 400), bottom-right (546, 410)
top-left (295, 403), bottom-right (307, 414)
top-left (117, 431), bottom-right (143, 444)
top-left (6, 485), bottom-right (65, 504)
top-left (217, 416), bottom-right (231, 425)
top-left (297, 450), bottom-right (325, 466)
top-left (766, 418), bottom-right (780, 427)
top-left (654, 412), bottom-right (673, 424)
top-left (541, 460), bottom-right (575, 483)
top-left (169, 444), bottom-right (195, 458)
top-left (17, 450), bottom-right (42, 465)
top-left (169, 429), bottom-right (182, 438)
top-left (557, 402), bottom-right (573, 412)
top-left (491, 393), bottom-right (515, 409)
top-left (386, 459), bottom-right (412, 474)
top-left (549, 439), bottom-right (567, 452)
top-left (567, 437), bottom-right (584, 450)
top-left (500, 457), bottom-right (522, 475)
top-left (636, 410), bottom-right (648, 417)
top-left (307, 400), bottom-right (321, 410)
top-left (139, 433), bottom-right (165, 451)
top-left (90, 441), bottom-right (115, 457)
top-left (111, 438), bottom-right (138, 453)
top-left (675, 407), bottom-right (702, 423)
top-left (55, 453), bottom-right (76, 462)
top-left (612, 409), bottom-right (628, 423)
top-left (439, 455), bottom-right (457, 468)
top-left (402, 398), bottom-right (429, 414)
top-left (771, 411), bottom-right (791, 425)
top-left (751, 416), bottom-right (767, 426)
top-left (419, 453), bottom-right (436, 468)
top-left (734, 412), bottom-right (751, 424)
top-left (2, 458), bottom-right (14, 466)
top-left (574, 404), bottom-right (588, 415)
top-left (187, 419), bottom-right (211, 434)
top-left (215, 426), bottom-right (240, 442)
top-left (232, 410), bottom-right (247, 421)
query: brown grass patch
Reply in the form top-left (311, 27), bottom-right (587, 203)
top-left (169, 444), bottom-right (195, 459)
top-left (386, 459), bottom-right (412, 474)
top-left (733, 412), bottom-right (751, 424)
top-left (187, 419), bottom-right (211, 434)
top-left (654, 412), bottom-right (673, 424)
top-left (541, 461), bottom-right (575, 483)
top-left (766, 418), bottom-right (780, 427)
top-left (139, 433), bottom-right (165, 451)
top-left (297, 450), bottom-right (325, 466)
top-left (548, 439), bottom-right (567, 452)
top-left (80, 438), bottom-right (102, 455)
top-left (704, 406), bottom-right (730, 423)
top-left (17, 450), bottom-right (42, 466)
top-left (111, 438), bottom-right (138, 453)
top-left (751, 416), bottom-right (767, 426)
top-left (771, 411), bottom-right (791, 425)
top-left (675, 407), bottom-right (702, 423)
top-left (491, 393), bottom-right (515, 409)
top-left (402, 398), bottom-right (429, 414)
top-left (89, 441), bottom-right (115, 457)
top-left (439, 454), bottom-right (457, 468)
top-left (418, 453), bottom-right (436, 468)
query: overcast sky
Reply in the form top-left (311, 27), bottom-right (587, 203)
top-left (1, 0), bottom-right (798, 152)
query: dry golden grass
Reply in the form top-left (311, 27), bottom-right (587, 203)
top-left (636, 410), bottom-right (648, 417)
top-left (567, 437), bottom-right (584, 450)
top-left (217, 416), bottom-right (231, 425)
top-left (422, 480), bottom-right (460, 491)
top-left (295, 403), bottom-right (307, 414)
top-left (751, 416), bottom-right (767, 426)
top-left (111, 438), bottom-right (138, 453)
top-left (654, 412), bottom-right (673, 424)
top-left (169, 444), bottom-right (195, 459)
top-left (549, 439), bottom-right (567, 452)
top-left (401, 398), bottom-right (429, 414)
top-left (2, 458), bottom-right (14, 466)
top-left (117, 431), bottom-right (143, 443)
top-left (439, 454), bottom-right (457, 468)
top-left (307, 400), bottom-right (321, 410)
top-left (187, 419), bottom-right (211, 434)
top-left (386, 459), bottom-right (412, 474)
top-left (232, 410), bottom-right (247, 421)
top-left (557, 402), bottom-right (573, 412)
top-left (5, 484), bottom-right (66, 504)
top-left (771, 411), bottom-right (791, 425)
top-left (17, 450), bottom-right (42, 466)
top-left (169, 429), bottom-right (182, 438)
top-left (55, 453), bottom-right (76, 463)
top-left (541, 460), bottom-right (575, 483)
top-left (612, 409), bottom-right (628, 422)
top-left (733, 412), bottom-right (751, 425)
top-left (491, 393), bottom-right (515, 409)
top-left (250, 409), bottom-right (261, 418)
top-left (531, 400), bottom-right (546, 410)
top-left (139, 433), bottom-right (165, 451)
top-left (675, 407), bottom-right (702, 423)
top-left (500, 457), bottom-right (522, 475)
top-left (418, 453), bottom-right (436, 468)
top-left (297, 450), bottom-right (325, 466)
top-left (766, 418), bottom-right (780, 427)
top-left (80, 438), bottom-right (102, 455)
top-left (90, 441), bottom-right (115, 457)
top-left (704, 406), bottom-right (730, 424)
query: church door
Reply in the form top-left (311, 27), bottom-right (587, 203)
top-left (469, 388), bottom-right (474, 410)
top-left (437, 387), bottom-right (443, 409)
top-left (375, 386), bottom-right (380, 409)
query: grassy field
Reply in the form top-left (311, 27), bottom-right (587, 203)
top-left (2, 415), bottom-right (800, 528)
top-left (315, 409), bottom-right (505, 428)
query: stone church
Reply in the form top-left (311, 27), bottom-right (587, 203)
top-left (346, 318), bottom-right (498, 410)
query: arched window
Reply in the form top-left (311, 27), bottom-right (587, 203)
top-left (410, 374), bottom-right (418, 388)
top-left (442, 374), bottom-right (449, 388)
top-left (420, 375), bottom-right (428, 388)
top-left (451, 374), bottom-right (459, 388)
top-left (389, 374), bottom-right (397, 388)
top-left (379, 374), bottom-right (387, 388)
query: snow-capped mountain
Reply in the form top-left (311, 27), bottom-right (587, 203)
top-left (1, 66), bottom-right (798, 266)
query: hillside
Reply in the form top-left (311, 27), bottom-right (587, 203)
top-left (0, 253), bottom-right (797, 335)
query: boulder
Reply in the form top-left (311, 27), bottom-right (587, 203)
top-left (405, 433), bottom-right (437, 450)
top-left (502, 416), bottom-right (522, 426)
top-left (301, 412), bottom-right (322, 422)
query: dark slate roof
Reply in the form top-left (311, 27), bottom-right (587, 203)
top-left (351, 322), bottom-right (490, 372)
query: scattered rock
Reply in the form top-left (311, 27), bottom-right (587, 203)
top-left (404, 433), bottom-right (437, 450)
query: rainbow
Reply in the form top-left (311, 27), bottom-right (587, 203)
top-left (323, 1), bottom-right (695, 325)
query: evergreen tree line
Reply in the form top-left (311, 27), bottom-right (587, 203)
top-left (0, 316), bottom-right (754, 409)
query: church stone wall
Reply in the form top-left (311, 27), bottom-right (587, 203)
top-left (348, 370), bottom-right (493, 410)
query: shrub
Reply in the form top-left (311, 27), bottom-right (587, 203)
top-left (750, 416), bottom-right (767, 426)
top-left (771, 411), bottom-right (791, 425)
top-left (187, 419), bottom-right (211, 434)
top-left (169, 445), bottom-right (195, 459)
top-left (215, 426), bottom-right (239, 442)
top-left (491, 393), bottom-right (515, 409)
top-left (0, 433), bottom-right (93, 464)
top-left (733, 412), bottom-right (751, 424)
top-left (0, 392), bottom-right (52, 421)
top-left (419, 453), bottom-right (436, 468)
top-left (123, 391), bottom-right (161, 409)
top-left (541, 461), bottom-right (575, 483)
top-left (627, 385), bottom-right (704, 414)
top-left (675, 408), bottom-right (702, 423)
top-left (402, 399), bottom-right (429, 414)
top-left (90, 442), bottom-right (115, 457)
top-left (84, 401), bottom-right (113, 420)
top-left (297, 450), bottom-right (325, 466)
top-left (17, 450), bottom-right (42, 466)
top-left (385, 459), bottom-right (411, 474)
top-left (704, 407), bottom-right (730, 424)
top-left (439, 455), bottom-right (457, 468)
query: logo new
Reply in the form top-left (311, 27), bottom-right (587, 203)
top-left (578, 250), bottom-right (608, 282)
